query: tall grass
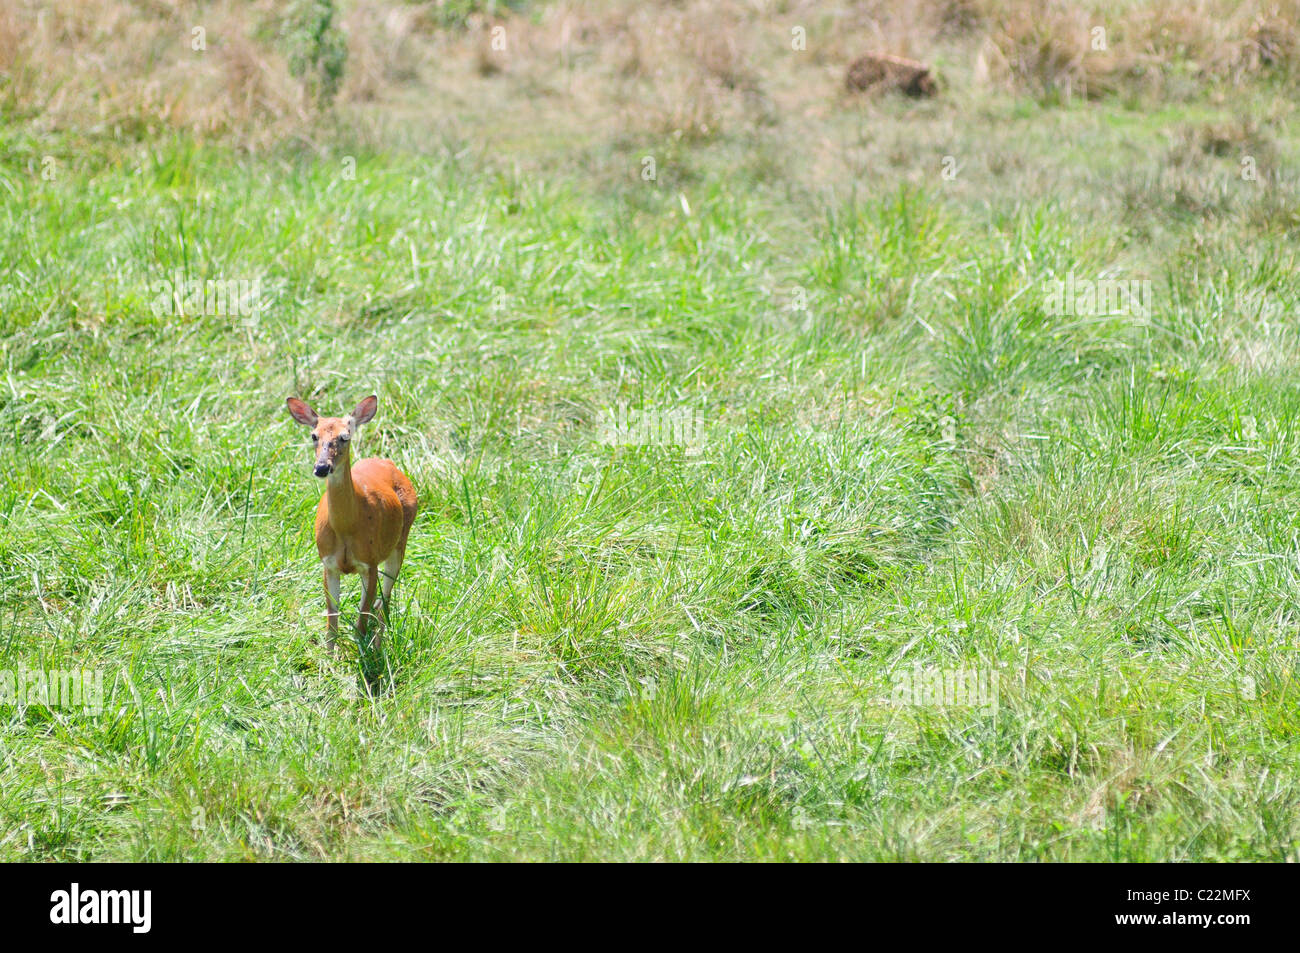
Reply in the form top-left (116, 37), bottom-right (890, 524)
top-left (2, 1), bottom-right (1300, 860)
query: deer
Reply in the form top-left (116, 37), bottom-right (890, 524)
top-left (285, 395), bottom-right (418, 654)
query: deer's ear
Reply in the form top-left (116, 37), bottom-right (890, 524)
top-left (350, 395), bottom-right (378, 426)
top-left (286, 398), bottom-right (318, 427)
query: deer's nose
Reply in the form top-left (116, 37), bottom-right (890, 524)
top-left (314, 463), bottom-right (332, 478)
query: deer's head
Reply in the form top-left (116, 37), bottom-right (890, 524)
top-left (286, 395), bottom-right (378, 478)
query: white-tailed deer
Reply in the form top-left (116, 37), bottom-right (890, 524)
top-left (286, 395), bottom-right (418, 653)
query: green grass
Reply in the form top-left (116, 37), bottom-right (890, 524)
top-left (3, 89), bottom-right (1300, 860)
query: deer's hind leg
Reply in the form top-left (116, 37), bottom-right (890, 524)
top-left (380, 533), bottom-right (407, 618)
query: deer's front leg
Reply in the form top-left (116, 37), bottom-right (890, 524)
top-left (323, 567), bottom-right (341, 652)
top-left (357, 564), bottom-right (381, 651)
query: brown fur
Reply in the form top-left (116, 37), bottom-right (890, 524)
top-left (314, 457), bottom-right (418, 573)
top-left (286, 395), bottom-right (418, 652)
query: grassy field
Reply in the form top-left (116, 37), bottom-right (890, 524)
top-left (3, 0), bottom-right (1300, 861)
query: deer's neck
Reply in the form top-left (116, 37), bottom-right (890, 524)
top-left (325, 452), bottom-right (360, 531)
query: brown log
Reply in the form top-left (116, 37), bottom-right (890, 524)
top-left (846, 53), bottom-right (937, 97)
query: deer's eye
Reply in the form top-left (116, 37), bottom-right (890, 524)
top-left (310, 433), bottom-right (318, 442)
